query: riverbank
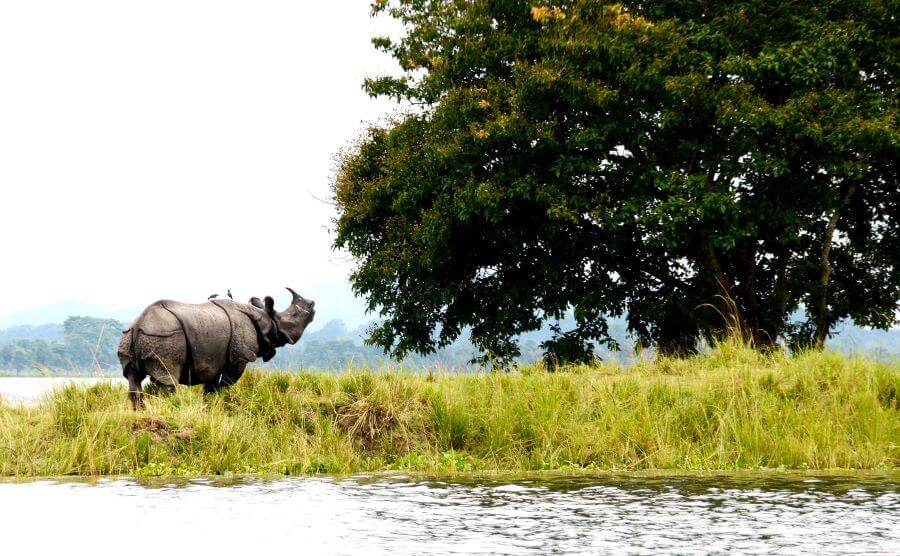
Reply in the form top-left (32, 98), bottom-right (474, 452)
top-left (0, 345), bottom-right (896, 477)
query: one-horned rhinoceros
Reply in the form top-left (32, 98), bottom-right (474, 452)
top-left (118, 288), bottom-right (315, 409)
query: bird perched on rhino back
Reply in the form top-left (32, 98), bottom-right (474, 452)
top-left (118, 287), bottom-right (315, 410)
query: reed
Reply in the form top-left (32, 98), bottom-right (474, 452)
top-left (0, 345), bottom-right (896, 477)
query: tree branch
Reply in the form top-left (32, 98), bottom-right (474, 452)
top-left (813, 182), bottom-right (858, 347)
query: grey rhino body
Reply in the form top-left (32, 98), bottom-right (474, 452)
top-left (119, 288), bottom-right (314, 409)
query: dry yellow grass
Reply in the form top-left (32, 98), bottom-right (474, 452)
top-left (0, 345), bottom-right (896, 477)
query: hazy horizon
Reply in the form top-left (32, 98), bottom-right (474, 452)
top-left (0, 277), bottom-right (372, 330)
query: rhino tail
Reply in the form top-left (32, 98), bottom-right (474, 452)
top-left (118, 325), bottom-right (142, 379)
top-left (118, 326), bottom-right (146, 410)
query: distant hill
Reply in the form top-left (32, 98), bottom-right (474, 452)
top-left (828, 323), bottom-right (900, 360)
top-left (0, 323), bottom-right (64, 348)
top-left (0, 281), bottom-right (373, 333)
top-left (267, 317), bottom-right (900, 369)
top-left (0, 310), bottom-right (896, 374)
top-left (0, 300), bottom-right (141, 329)
top-left (0, 316), bottom-right (125, 373)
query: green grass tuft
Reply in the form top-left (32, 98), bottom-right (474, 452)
top-left (0, 346), bottom-right (897, 477)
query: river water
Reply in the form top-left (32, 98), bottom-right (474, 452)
top-left (1, 378), bottom-right (898, 554)
top-left (0, 376), bottom-right (116, 404)
top-left (0, 473), bottom-right (896, 554)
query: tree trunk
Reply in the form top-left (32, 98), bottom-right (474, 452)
top-left (813, 183), bottom-right (858, 348)
top-left (770, 249), bottom-right (791, 345)
top-left (699, 235), bottom-right (742, 338)
top-left (740, 241), bottom-right (762, 345)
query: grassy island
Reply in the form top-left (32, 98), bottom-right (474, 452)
top-left (0, 345), bottom-right (896, 477)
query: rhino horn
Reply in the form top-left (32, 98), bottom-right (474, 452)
top-left (286, 287), bottom-right (304, 305)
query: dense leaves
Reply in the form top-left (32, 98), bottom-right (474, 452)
top-left (334, 1), bottom-right (899, 364)
top-left (0, 317), bottom-right (123, 372)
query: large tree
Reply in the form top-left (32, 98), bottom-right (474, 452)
top-left (334, 0), bottom-right (899, 364)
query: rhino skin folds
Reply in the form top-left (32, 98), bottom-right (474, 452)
top-left (118, 289), bottom-right (315, 410)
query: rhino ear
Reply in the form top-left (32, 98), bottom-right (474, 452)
top-left (264, 296), bottom-right (276, 317)
top-left (249, 297), bottom-right (264, 309)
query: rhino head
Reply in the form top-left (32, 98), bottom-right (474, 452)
top-left (279, 287), bottom-right (316, 344)
top-left (250, 287), bottom-right (316, 346)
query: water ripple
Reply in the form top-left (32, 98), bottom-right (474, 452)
top-left (0, 474), bottom-right (897, 555)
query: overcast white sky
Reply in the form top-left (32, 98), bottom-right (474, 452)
top-left (0, 1), bottom-right (400, 318)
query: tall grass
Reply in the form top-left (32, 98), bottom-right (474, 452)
top-left (0, 345), bottom-right (896, 477)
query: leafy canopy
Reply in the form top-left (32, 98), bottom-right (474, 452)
top-left (334, 0), bottom-right (899, 364)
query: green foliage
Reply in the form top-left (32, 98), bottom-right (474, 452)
top-left (0, 324), bottom-right (63, 347)
top-left (0, 347), bottom-right (896, 476)
top-left (62, 317), bottom-right (122, 368)
top-left (334, 0), bottom-right (899, 363)
top-left (0, 317), bottom-right (123, 373)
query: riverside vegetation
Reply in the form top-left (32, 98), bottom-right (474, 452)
top-left (0, 344), bottom-right (896, 477)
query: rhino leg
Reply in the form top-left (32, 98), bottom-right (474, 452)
top-left (125, 366), bottom-right (146, 411)
top-left (135, 331), bottom-right (186, 398)
top-left (204, 362), bottom-right (248, 394)
top-left (144, 356), bottom-right (181, 397)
